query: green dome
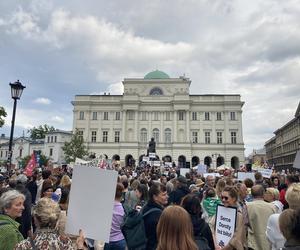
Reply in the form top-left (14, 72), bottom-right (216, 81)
top-left (144, 70), bottom-right (170, 79)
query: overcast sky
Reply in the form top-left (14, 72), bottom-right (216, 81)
top-left (0, 0), bottom-right (299, 156)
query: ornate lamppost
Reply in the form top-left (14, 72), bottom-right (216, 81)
top-left (7, 80), bottom-right (26, 172)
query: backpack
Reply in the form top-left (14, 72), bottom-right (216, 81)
top-left (194, 226), bottom-right (211, 250)
top-left (121, 207), bottom-right (161, 250)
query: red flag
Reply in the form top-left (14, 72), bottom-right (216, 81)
top-left (24, 153), bottom-right (37, 177)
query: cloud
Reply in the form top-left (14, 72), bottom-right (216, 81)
top-left (51, 116), bottom-right (64, 123)
top-left (33, 97), bottom-right (51, 105)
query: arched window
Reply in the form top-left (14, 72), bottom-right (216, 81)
top-left (140, 128), bottom-right (147, 143)
top-left (164, 128), bottom-right (171, 143)
top-left (150, 87), bottom-right (163, 95)
top-left (152, 128), bottom-right (159, 143)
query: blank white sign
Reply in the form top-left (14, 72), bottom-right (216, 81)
top-left (66, 165), bottom-right (118, 242)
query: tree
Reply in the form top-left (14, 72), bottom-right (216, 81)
top-left (0, 106), bottom-right (7, 128)
top-left (28, 124), bottom-right (55, 140)
top-left (62, 130), bottom-right (88, 163)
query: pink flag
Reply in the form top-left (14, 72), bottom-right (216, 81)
top-left (24, 153), bottom-right (37, 176)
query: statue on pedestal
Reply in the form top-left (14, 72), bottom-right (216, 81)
top-left (147, 137), bottom-right (156, 156)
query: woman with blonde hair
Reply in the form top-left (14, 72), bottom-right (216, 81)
top-left (156, 205), bottom-right (198, 250)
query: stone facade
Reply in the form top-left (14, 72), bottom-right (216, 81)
top-left (265, 102), bottom-right (300, 169)
top-left (72, 71), bottom-right (245, 168)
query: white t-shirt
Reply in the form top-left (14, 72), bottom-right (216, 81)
top-left (266, 213), bottom-right (285, 250)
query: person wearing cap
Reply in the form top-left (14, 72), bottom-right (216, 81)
top-left (168, 175), bottom-right (190, 205)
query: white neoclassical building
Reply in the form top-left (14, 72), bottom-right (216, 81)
top-left (72, 70), bottom-right (245, 169)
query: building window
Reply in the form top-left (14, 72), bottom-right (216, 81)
top-left (231, 131), bottom-right (237, 144)
top-left (0, 151), bottom-right (2, 157)
top-left (92, 112), bottom-right (97, 120)
top-left (91, 131), bottom-right (97, 142)
top-left (140, 128), bottom-right (147, 143)
top-left (165, 112), bottom-right (171, 121)
top-left (216, 112), bottom-right (222, 121)
top-left (102, 131), bottom-right (108, 142)
top-left (192, 131), bottom-right (198, 143)
top-left (115, 131), bottom-right (120, 143)
top-left (103, 112), bottom-right (109, 120)
top-left (19, 149), bottom-right (22, 157)
top-left (230, 112), bottom-right (236, 120)
top-left (192, 112), bottom-right (197, 121)
top-left (152, 128), bottom-right (159, 143)
top-left (164, 128), bottom-right (171, 143)
top-left (154, 112), bottom-right (159, 121)
top-left (217, 132), bottom-right (223, 144)
top-left (79, 111), bottom-right (84, 120)
top-left (128, 110), bottom-right (134, 120)
top-left (77, 130), bottom-right (83, 140)
top-left (150, 87), bottom-right (163, 95)
top-left (204, 112), bottom-right (210, 121)
top-left (115, 112), bottom-right (120, 120)
top-left (50, 148), bottom-right (53, 156)
top-left (141, 111), bottom-right (147, 121)
top-left (5, 151), bottom-right (8, 157)
top-left (205, 132), bottom-right (211, 144)
top-left (47, 136), bottom-right (50, 143)
top-left (51, 136), bottom-right (53, 143)
top-left (54, 136), bottom-right (57, 143)
top-left (178, 111), bottom-right (185, 121)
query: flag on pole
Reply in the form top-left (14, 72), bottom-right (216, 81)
top-left (24, 153), bottom-right (37, 176)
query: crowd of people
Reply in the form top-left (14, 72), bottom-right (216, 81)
top-left (0, 163), bottom-right (300, 250)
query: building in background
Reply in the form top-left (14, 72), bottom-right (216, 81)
top-left (246, 148), bottom-right (266, 166)
top-left (265, 102), bottom-right (300, 170)
top-left (0, 130), bottom-right (72, 168)
top-left (72, 70), bottom-right (245, 169)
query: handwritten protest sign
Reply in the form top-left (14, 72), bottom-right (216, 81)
top-left (142, 156), bottom-right (149, 162)
top-left (180, 168), bottom-right (190, 176)
top-left (164, 162), bottom-right (172, 168)
top-left (66, 165), bottom-right (118, 242)
top-left (237, 172), bottom-right (255, 181)
top-left (149, 152), bottom-right (156, 158)
top-left (215, 204), bottom-right (237, 247)
top-left (153, 161), bottom-right (161, 166)
top-left (197, 164), bottom-right (207, 175)
top-left (257, 168), bottom-right (272, 178)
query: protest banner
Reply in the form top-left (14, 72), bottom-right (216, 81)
top-left (257, 168), bottom-right (273, 178)
top-left (66, 165), bottom-right (118, 242)
top-left (203, 173), bottom-right (220, 178)
top-left (180, 168), bottom-right (190, 176)
top-left (215, 204), bottom-right (237, 247)
top-left (197, 164), bottom-right (207, 175)
top-left (237, 172), bottom-right (255, 181)
top-left (149, 152), bottom-right (156, 158)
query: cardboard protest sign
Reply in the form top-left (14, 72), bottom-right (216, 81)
top-left (66, 166), bottom-right (118, 242)
top-left (180, 168), bottom-right (190, 176)
top-left (153, 161), bottom-right (161, 167)
top-left (258, 168), bottom-right (272, 178)
top-left (142, 156), bottom-right (149, 162)
top-left (164, 162), bottom-right (172, 168)
top-left (197, 164), bottom-right (207, 175)
top-left (215, 204), bottom-right (237, 247)
top-left (237, 172), bottom-right (255, 181)
top-left (149, 152), bottom-right (156, 158)
top-left (293, 150), bottom-right (300, 169)
top-left (203, 173), bottom-right (220, 178)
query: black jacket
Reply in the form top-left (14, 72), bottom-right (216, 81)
top-left (191, 215), bottom-right (215, 250)
top-left (142, 200), bottom-right (163, 250)
top-left (168, 185), bottom-right (190, 205)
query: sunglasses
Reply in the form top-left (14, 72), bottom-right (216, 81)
top-left (221, 196), bottom-right (229, 201)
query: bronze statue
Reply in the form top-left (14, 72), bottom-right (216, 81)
top-left (147, 137), bottom-right (156, 155)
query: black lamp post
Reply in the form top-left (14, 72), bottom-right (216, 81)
top-left (7, 80), bottom-right (26, 172)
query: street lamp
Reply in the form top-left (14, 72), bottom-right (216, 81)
top-left (8, 80), bottom-right (26, 172)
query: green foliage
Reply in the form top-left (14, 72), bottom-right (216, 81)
top-left (19, 153), bottom-right (49, 169)
top-left (62, 130), bottom-right (88, 163)
top-left (0, 106), bottom-right (7, 128)
top-left (19, 155), bottom-right (31, 169)
top-left (28, 124), bottom-right (55, 140)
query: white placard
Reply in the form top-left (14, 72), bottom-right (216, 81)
top-left (164, 162), bottom-right (172, 168)
top-left (153, 161), bottom-right (161, 167)
top-left (197, 164), bottom-right (207, 174)
top-left (293, 150), bottom-right (300, 169)
top-left (215, 204), bottom-right (237, 247)
top-left (237, 172), bottom-right (255, 181)
top-left (258, 168), bottom-right (273, 178)
top-left (149, 152), bottom-right (156, 158)
top-left (203, 173), bottom-right (220, 178)
top-left (180, 168), bottom-right (190, 176)
top-left (142, 156), bottom-right (149, 162)
top-left (66, 166), bottom-right (118, 242)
